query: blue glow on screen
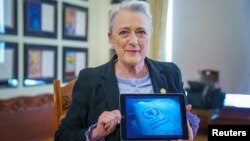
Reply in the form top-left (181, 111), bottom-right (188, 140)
top-left (125, 97), bottom-right (183, 139)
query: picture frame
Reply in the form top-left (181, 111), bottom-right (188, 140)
top-left (62, 2), bottom-right (88, 41)
top-left (23, 0), bottom-right (57, 38)
top-left (0, 41), bottom-right (18, 88)
top-left (111, 0), bottom-right (145, 4)
top-left (63, 47), bottom-right (88, 82)
top-left (0, 0), bottom-right (17, 35)
top-left (24, 44), bottom-right (57, 86)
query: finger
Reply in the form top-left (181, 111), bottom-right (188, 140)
top-left (98, 111), bottom-right (109, 123)
top-left (99, 114), bottom-right (111, 129)
top-left (104, 120), bottom-right (111, 129)
top-left (104, 119), bottom-right (117, 134)
top-left (187, 120), bottom-right (193, 141)
top-left (112, 110), bottom-right (122, 124)
top-left (100, 110), bottom-right (121, 131)
top-left (103, 117), bottom-right (114, 130)
top-left (109, 119), bottom-right (116, 130)
top-left (103, 116), bottom-right (116, 129)
top-left (186, 104), bottom-right (192, 112)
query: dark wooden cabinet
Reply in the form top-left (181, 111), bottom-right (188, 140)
top-left (191, 106), bottom-right (250, 134)
top-left (212, 106), bottom-right (250, 125)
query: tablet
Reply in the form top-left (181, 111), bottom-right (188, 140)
top-left (119, 93), bottom-right (188, 141)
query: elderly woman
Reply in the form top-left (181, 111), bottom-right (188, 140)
top-left (55, 0), bottom-right (199, 141)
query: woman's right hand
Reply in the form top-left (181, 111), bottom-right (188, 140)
top-left (90, 110), bottom-right (121, 141)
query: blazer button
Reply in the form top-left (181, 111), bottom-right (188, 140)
top-left (160, 88), bottom-right (167, 94)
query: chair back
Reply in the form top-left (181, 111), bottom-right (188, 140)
top-left (198, 69), bottom-right (219, 83)
top-left (53, 79), bottom-right (77, 128)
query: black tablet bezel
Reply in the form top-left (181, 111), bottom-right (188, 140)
top-left (119, 93), bottom-right (188, 141)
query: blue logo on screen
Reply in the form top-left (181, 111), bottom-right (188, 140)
top-left (142, 107), bottom-right (159, 119)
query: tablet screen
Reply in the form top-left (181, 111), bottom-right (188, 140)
top-left (119, 93), bottom-right (188, 141)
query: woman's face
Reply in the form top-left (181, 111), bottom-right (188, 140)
top-left (109, 10), bottom-right (151, 67)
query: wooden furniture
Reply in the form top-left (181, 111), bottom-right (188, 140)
top-left (53, 79), bottom-right (77, 128)
top-left (198, 69), bottom-right (219, 84)
top-left (212, 106), bottom-right (250, 125)
top-left (192, 106), bottom-right (250, 135)
top-left (0, 94), bottom-right (56, 141)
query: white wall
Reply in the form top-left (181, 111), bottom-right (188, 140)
top-left (172, 0), bottom-right (250, 94)
top-left (1, 0), bottom-right (249, 99)
top-left (0, 0), bottom-right (111, 99)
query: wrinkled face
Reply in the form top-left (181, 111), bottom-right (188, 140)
top-left (109, 10), bottom-right (151, 67)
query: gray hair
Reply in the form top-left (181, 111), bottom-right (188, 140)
top-left (109, 0), bottom-right (152, 33)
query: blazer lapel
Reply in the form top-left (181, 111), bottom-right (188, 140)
top-left (145, 58), bottom-right (169, 94)
top-left (100, 57), bottom-right (120, 110)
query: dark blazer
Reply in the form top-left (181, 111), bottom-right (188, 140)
top-left (55, 56), bottom-right (186, 141)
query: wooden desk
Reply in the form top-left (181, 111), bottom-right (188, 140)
top-left (212, 106), bottom-right (250, 125)
top-left (192, 106), bottom-right (250, 134)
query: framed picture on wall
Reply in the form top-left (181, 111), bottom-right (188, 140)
top-left (111, 0), bottom-right (145, 4)
top-left (24, 44), bottom-right (57, 86)
top-left (0, 41), bottom-right (18, 88)
top-left (62, 3), bottom-right (88, 41)
top-left (63, 47), bottom-right (88, 82)
top-left (0, 0), bottom-right (17, 35)
top-left (23, 0), bottom-right (57, 38)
